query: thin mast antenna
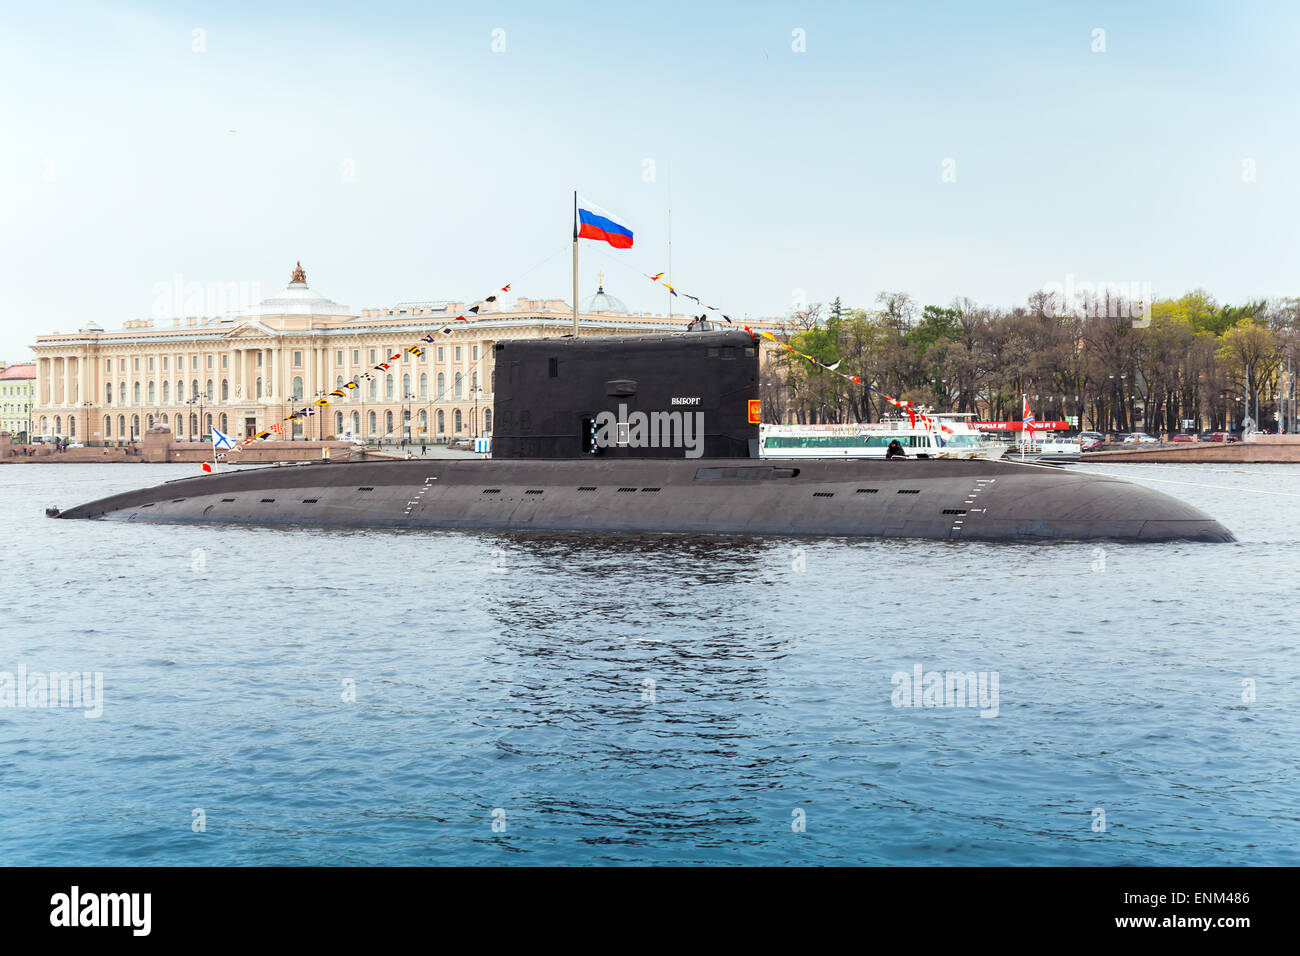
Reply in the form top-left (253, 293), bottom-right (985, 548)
top-left (572, 190), bottom-right (579, 336)
top-left (667, 164), bottom-right (673, 321)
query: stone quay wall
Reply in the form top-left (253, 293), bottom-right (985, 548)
top-left (1084, 435), bottom-right (1300, 464)
top-left (0, 428), bottom-right (359, 464)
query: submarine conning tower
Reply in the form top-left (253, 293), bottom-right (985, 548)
top-left (491, 329), bottom-right (761, 459)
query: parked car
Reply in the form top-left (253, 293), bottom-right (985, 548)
top-left (1205, 431), bottom-right (1230, 443)
top-left (1080, 431), bottom-right (1105, 444)
top-left (1170, 433), bottom-right (1196, 443)
top-left (1080, 437), bottom-right (1105, 452)
top-left (1122, 433), bottom-right (1159, 444)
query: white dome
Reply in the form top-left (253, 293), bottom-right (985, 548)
top-left (238, 262), bottom-right (353, 318)
top-left (582, 281), bottom-right (628, 315)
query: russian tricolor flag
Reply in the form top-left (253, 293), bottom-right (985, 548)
top-left (576, 197), bottom-right (633, 249)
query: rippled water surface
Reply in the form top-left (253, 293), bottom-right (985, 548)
top-left (1, 461), bottom-right (1297, 865)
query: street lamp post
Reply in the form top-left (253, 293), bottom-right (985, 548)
top-left (470, 385), bottom-right (482, 438)
top-left (422, 392), bottom-right (435, 446)
top-left (314, 390), bottom-right (327, 442)
top-left (360, 384), bottom-right (367, 446)
top-left (186, 395), bottom-right (202, 443)
top-left (403, 391), bottom-right (416, 450)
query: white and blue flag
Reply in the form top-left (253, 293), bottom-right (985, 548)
top-left (211, 426), bottom-right (236, 450)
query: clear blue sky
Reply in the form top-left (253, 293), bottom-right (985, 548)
top-left (2, 0), bottom-right (1297, 359)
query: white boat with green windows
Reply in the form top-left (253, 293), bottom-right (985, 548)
top-left (759, 415), bottom-right (1006, 460)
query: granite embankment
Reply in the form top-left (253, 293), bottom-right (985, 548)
top-left (0, 427), bottom-right (359, 464)
top-left (1083, 435), bottom-right (1300, 464)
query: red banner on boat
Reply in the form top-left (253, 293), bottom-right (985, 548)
top-left (974, 421), bottom-right (1071, 431)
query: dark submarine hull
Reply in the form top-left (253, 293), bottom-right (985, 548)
top-left (54, 456), bottom-right (1234, 542)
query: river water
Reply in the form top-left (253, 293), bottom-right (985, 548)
top-left (0, 462), bottom-right (1296, 865)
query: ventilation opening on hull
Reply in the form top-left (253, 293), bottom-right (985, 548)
top-left (524, 489), bottom-right (544, 495)
top-left (260, 498), bottom-right (275, 503)
top-left (897, 489), bottom-right (921, 495)
top-left (303, 499), bottom-right (319, 504)
top-left (942, 509), bottom-right (967, 515)
top-left (221, 498), bottom-right (236, 503)
top-left (616, 487), bottom-right (637, 493)
top-left (172, 499), bottom-right (185, 503)
top-left (813, 492), bottom-right (835, 498)
top-left (357, 487), bottom-right (375, 492)
top-left (482, 489), bottom-right (501, 494)
top-left (640, 488), bottom-right (661, 493)
top-left (695, 466), bottom-right (799, 481)
top-left (577, 486), bottom-right (597, 491)
top-left (855, 488), bottom-right (879, 494)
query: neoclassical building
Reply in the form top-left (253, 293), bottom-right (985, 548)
top-left (29, 263), bottom-right (725, 443)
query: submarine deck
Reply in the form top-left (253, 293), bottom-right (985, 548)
top-left (53, 456), bottom-right (1235, 543)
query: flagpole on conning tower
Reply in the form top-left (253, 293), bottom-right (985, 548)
top-left (667, 164), bottom-right (673, 322)
top-left (572, 190), bottom-right (579, 336)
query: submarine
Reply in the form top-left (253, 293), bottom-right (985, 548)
top-left (54, 328), bottom-right (1234, 543)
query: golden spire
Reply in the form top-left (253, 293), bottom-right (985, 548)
top-left (290, 261), bottom-right (307, 284)
top-left (597, 270), bottom-right (604, 290)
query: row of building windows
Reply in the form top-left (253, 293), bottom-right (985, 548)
top-left (88, 369), bottom-right (491, 406)
top-left (329, 407), bottom-right (489, 437)
top-left (102, 354), bottom-right (235, 373)
top-left (34, 406), bottom-right (489, 439)
top-left (47, 364), bottom-right (490, 404)
top-left (90, 344), bottom-right (483, 375)
top-left (322, 345), bottom-right (479, 365)
top-left (100, 379), bottom-right (251, 404)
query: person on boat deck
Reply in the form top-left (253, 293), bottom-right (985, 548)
top-left (885, 439), bottom-right (907, 459)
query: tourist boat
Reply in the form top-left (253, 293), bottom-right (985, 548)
top-left (759, 416), bottom-right (1006, 460)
